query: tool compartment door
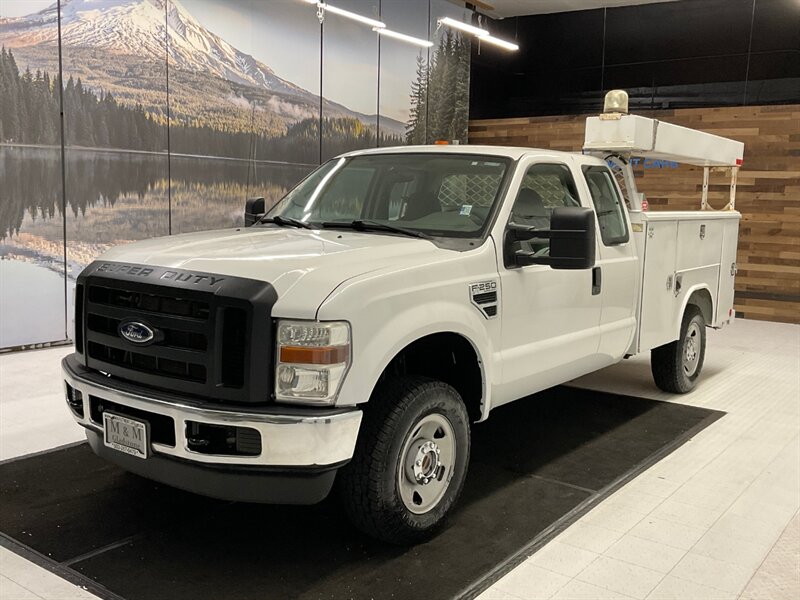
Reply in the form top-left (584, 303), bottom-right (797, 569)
top-left (639, 218), bottom-right (679, 351)
top-left (676, 219), bottom-right (724, 273)
top-left (715, 217), bottom-right (740, 325)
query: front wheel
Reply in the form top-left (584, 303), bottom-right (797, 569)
top-left (651, 305), bottom-right (706, 393)
top-left (337, 376), bottom-right (470, 544)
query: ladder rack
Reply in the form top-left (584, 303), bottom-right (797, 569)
top-left (583, 112), bottom-right (744, 212)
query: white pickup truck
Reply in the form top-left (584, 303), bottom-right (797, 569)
top-left (63, 91), bottom-right (743, 544)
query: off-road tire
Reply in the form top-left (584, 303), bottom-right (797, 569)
top-left (651, 305), bottom-right (706, 393)
top-left (337, 376), bottom-right (470, 545)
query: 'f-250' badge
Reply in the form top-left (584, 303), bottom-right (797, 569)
top-left (469, 280), bottom-right (499, 319)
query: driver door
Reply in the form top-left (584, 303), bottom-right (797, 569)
top-left (496, 158), bottom-right (603, 404)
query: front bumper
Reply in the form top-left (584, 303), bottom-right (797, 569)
top-left (62, 354), bottom-right (362, 504)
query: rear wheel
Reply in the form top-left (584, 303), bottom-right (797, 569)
top-left (338, 376), bottom-right (470, 544)
top-left (651, 305), bottom-right (706, 393)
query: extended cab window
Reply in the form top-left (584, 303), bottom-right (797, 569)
top-left (583, 166), bottom-right (629, 245)
top-left (509, 163), bottom-right (580, 256)
top-left (266, 154), bottom-right (510, 238)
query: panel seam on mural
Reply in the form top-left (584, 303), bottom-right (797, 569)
top-left (165, 0), bottom-right (172, 235)
top-left (57, 0), bottom-right (68, 341)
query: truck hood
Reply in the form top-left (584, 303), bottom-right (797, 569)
top-left (97, 226), bottom-right (441, 318)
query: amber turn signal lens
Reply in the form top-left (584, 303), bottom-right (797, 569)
top-left (279, 345), bottom-right (349, 365)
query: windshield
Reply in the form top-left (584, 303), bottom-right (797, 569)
top-left (264, 153), bottom-right (511, 237)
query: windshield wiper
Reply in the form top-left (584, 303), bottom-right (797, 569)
top-left (322, 220), bottom-right (431, 240)
top-left (260, 215), bottom-right (313, 229)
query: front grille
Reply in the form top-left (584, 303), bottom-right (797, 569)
top-left (87, 341), bottom-right (207, 382)
top-left (76, 262), bottom-right (277, 404)
top-left (87, 313), bottom-right (207, 352)
top-left (84, 284), bottom-right (214, 387)
top-left (88, 285), bottom-right (211, 320)
top-left (74, 285), bottom-right (85, 355)
top-left (220, 307), bottom-right (247, 387)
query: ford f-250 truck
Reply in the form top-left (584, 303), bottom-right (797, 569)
top-left (63, 91), bottom-right (743, 543)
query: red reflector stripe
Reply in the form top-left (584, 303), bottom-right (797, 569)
top-left (736, 158), bottom-right (743, 165)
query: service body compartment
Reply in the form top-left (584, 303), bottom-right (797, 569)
top-left (633, 210), bottom-right (740, 353)
top-left (715, 218), bottom-right (740, 324)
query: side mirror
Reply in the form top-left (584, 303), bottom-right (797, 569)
top-left (244, 197), bottom-right (266, 227)
top-left (506, 206), bottom-right (596, 270)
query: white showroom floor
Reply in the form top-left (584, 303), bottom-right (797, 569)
top-left (0, 318), bottom-right (798, 600)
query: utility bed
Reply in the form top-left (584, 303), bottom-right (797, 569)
top-left (584, 111), bottom-right (743, 355)
top-left (632, 210), bottom-right (739, 353)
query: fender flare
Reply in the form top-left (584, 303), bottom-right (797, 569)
top-left (676, 284), bottom-right (714, 337)
top-left (336, 302), bottom-right (494, 421)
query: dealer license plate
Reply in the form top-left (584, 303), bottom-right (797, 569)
top-left (103, 412), bottom-right (148, 459)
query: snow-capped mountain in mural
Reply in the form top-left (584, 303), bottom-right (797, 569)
top-left (1, 0), bottom-right (308, 98)
top-left (0, 0), bottom-right (309, 95)
top-left (0, 0), bottom-right (403, 133)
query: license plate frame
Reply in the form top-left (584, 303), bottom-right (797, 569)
top-left (103, 411), bottom-right (149, 459)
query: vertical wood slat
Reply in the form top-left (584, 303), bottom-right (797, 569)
top-left (469, 105), bottom-right (800, 324)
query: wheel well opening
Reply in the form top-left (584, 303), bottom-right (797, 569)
top-left (378, 333), bottom-right (483, 422)
top-left (687, 288), bottom-right (713, 325)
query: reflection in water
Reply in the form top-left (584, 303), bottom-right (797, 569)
top-left (0, 145), bottom-right (311, 347)
top-left (1, 145), bottom-right (311, 268)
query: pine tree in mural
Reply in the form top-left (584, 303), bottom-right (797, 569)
top-left (406, 53), bottom-right (428, 145)
top-left (1, 47), bottom-right (403, 163)
top-left (404, 30), bottom-right (470, 144)
top-left (452, 32), bottom-right (471, 142)
top-left (0, 48), bottom-right (60, 145)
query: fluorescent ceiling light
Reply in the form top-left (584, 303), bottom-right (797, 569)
top-left (375, 28), bottom-right (433, 48)
top-left (437, 16), bottom-right (488, 37)
top-left (480, 35), bottom-right (519, 51)
top-left (320, 2), bottom-right (386, 29)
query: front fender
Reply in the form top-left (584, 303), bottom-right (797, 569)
top-left (315, 242), bottom-right (500, 419)
top-left (333, 299), bottom-right (494, 419)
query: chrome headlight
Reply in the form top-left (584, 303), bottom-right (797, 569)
top-left (275, 320), bottom-right (351, 405)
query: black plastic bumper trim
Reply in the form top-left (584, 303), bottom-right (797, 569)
top-left (85, 430), bottom-right (339, 505)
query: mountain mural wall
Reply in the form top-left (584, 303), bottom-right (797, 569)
top-left (0, 0), bottom-right (473, 349)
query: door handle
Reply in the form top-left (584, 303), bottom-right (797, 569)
top-left (592, 266), bottom-right (602, 295)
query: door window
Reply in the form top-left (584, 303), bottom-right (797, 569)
top-left (509, 163), bottom-right (580, 256)
top-left (582, 166), bottom-right (629, 245)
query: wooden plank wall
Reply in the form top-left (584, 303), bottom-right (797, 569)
top-left (469, 105), bottom-right (800, 324)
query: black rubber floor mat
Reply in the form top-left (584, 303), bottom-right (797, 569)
top-left (0, 387), bottom-right (722, 600)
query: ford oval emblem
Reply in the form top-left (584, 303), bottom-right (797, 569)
top-left (118, 320), bottom-right (156, 345)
